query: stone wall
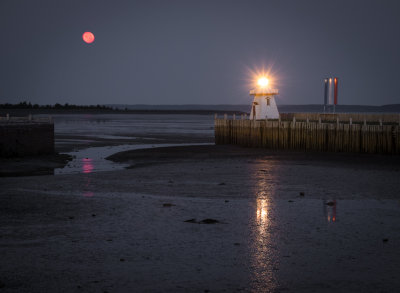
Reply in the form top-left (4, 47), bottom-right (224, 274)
top-left (0, 123), bottom-right (54, 157)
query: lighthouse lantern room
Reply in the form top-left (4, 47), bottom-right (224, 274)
top-left (249, 77), bottom-right (279, 120)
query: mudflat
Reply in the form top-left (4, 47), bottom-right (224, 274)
top-left (0, 153), bottom-right (72, 177)
top-left (1, 145), bottom-right (400, 292)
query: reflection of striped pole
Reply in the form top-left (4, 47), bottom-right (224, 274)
top-left (334, 77), bottom-right (338, 105)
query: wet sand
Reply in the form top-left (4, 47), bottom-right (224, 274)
top-left (1, 145), bottom-right (400, 292)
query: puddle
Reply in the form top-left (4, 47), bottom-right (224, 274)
top-left (55, 143), bottom-right (213, 175)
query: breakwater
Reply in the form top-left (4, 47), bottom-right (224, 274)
top-left (0, 116), bottom-right (54, 157)
top-left (214, 115), bottom-right (400, 154)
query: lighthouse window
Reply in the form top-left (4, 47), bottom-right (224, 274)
top-left (267, 98), bottom-right (270, 106)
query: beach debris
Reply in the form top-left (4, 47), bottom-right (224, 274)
top-left (288, 200), bottom-right (294, 203)
top-left (120, 258), bottom-right (125, 262)
top-left (218, 182), bottom-right (226, 185)
top-left (92, 214), bottom-right (96, 217)
top-left (299, 192), bottom-right (305, 196)
top-left (68, 216), bottom-right (74, 219)
top-left (326, 201), bottom-right (335, 206)
top-left (168, 180), bottom-right (174, 184)
top-left (0, 281), bottom-right (5, 288)
top-left (234, 242), bottom-right (240, 246)
top-left (225, 200), bottom-right (229, 203)
top-left (184, 218), bottom-right (197, 223)
top-left (383, 238), bottom-right (389, 243)
top-left (163, 203), bottom-right (175, 207)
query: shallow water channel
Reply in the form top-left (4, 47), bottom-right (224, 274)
top-left (55, 143), bottom-right (213, 174)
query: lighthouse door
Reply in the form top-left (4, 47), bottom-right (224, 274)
top-left (251, 102), bottom-right (259, 119)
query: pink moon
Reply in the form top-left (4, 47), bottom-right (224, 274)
top-left (82, 32), bottom-right (95, 44)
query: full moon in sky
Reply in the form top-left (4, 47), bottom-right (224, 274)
top-left (82, 32), bottom-right (95, 44)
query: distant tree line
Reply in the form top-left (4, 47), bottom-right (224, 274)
top-left (0, 101), bottom-right (247, 115)
top-left (0, 101), bottom-right (116, 110)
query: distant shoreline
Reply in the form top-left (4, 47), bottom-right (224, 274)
top-left (1, 103), bottom-right (400, 116)
top-left (0, 109), bottom-right (246, 116)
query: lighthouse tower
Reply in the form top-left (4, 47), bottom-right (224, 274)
top-left (249, 77), bottom-right (279, 120)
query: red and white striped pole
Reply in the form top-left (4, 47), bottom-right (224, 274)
top-left (334, 77), bottom-right (338, 113)
top-left (334, 77), bottom-right (338, 105)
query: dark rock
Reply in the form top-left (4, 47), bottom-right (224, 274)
top-left (184, 218), bottom-right (221, 224)
top-left (199, 218), bottom-right (219, 224)
top-left (120, 258), bottom-right (125, 262)
top-left (69, 216), bottom-right (74, 219)
top-left (288, 200), bottom-right (294, 203)
top-left (0, 281), bottom-right (5, 288)
top-left (326, 201), bottom-right (335, 206)
top-left (163, 203), bottom-right (176, 207)
top-left (225, 200), bottom-right (229, 203)
top-left (218, 182), bottom-right (226, 185)
top-left (234, 243), bottom-right (240, 246)
top-left (92, 214), bottom-right (96, 217)
top-left (383, 238), bottom-right (389, 243)
top-left (299, 192), bottom-right (305, 196)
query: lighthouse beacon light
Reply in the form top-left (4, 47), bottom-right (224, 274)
top-left (257, 77), bottom-right (269, 87)
top-left (249, 76), bottom-right (279, 120)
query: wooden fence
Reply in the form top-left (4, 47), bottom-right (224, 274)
top-left (279, 113), bottom-right (400, 123)
top-left (215, 118), bottom-right (400, 154)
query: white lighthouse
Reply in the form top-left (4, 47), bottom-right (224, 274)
top-left (249, 77), bottom-right (279, 120)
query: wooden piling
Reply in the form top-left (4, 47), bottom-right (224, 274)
top-left (214, 118), bottom-right (399, 155)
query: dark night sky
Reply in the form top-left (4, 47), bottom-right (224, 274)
top-left (1, 0), bottom-right (399, 105)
